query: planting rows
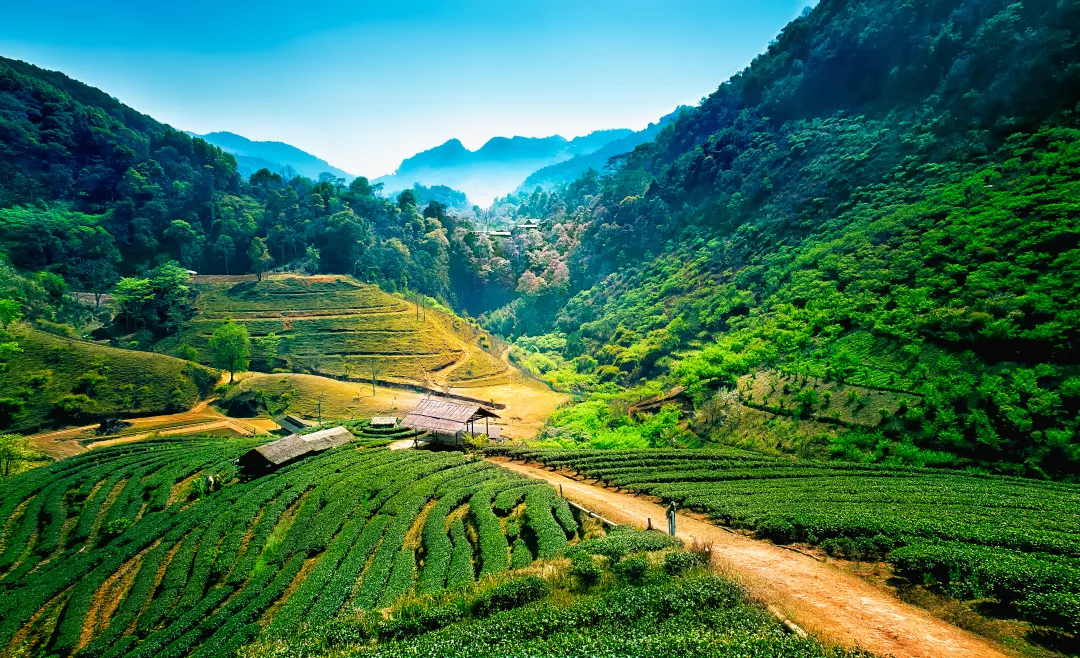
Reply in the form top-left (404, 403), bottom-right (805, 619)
top-left (167, 275), bottom-right (509, 387)
top-left (490, 447), bottom-right (1080, 635)
top-left (0, 439), bottom-right (581, 656)
top-left (302, 420), bottom-right (427, 446)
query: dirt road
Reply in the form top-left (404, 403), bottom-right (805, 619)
top-left (25, 400), bottom-right (275, 459)
top-left (490, 457), bottom-right (1011, 658)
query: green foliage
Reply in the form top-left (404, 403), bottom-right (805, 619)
top-left (209, 320), bottom-right (251, 382)
top-left (569, 553), bottom-right (603, 587)
top-left (664, 551), bottom-right (708, 576)
top-left (499, 447), bottom-right (1080, 635)
top-left (567, 525), bottom-right (682, 561)
top-left (0, 443), bottom-right (582, 656)
top-left (0, 327), bottom-right (216, 431)
top-left (470, 575), bottom-right (551, 617)
top-left (238, 571), bottom-right (869, 658)
top-left (0, 433), bottom-right (41, 477)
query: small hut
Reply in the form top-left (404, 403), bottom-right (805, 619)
top-left (627, 386), bottom-right (694, 420)
top-left (370, 416), bottom-right (398, 428)
top-left (401, 398), bottom-right (500, 444)
top-left (238, 426), bottom-right (353, 475)
top-left (273, 414), bottom-right (309, 434)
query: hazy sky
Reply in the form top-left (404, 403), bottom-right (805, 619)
top-left (0, 1), bottom-right (809, 178)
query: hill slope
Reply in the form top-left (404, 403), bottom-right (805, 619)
top-left (0, 327), bottom-right (217, 433)
top-left (478, 0), bottom-right (1080, 478)
top-left (160, 274), bottom-right (511, 390)
top-left (519, 106), bottom-right (688, 191)
top-left (0, 440), bottom-right (586, 657)
top-left (191, 130), bottom-right (353, 181)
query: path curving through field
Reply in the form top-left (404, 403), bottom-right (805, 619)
top-left (489, 457), bottom-right (1011, 658)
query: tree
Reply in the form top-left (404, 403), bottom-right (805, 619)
top-left (164, 219), bottom-right (198, 267)
top-left (0, 434), bottom-right (39, 477)
top-left (304, 245), bottom-right (321, 274)
top-left (247, 237), bottom-right (273, 281)
top-left (112, 277), bottom-right (153, 328)
top-left (254, 331), bottom-right (282, 369)
top-left (0, 300), bottom-right (21, 329)
top-left (175, 344), bottom-right (200, 362)
top-left (209, 321), bottom-right (251, 383)
top-left (214, 235), bottom-right (236, 275)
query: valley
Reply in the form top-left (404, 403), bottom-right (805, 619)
top-left (1, 0), bottom-right (1079, 656)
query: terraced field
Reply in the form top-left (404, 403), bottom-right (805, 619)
top-left (489, 448), bottom-right (1080, 637)
top-left (0, 439), bottom-right (583, 657)
top-left (162, 275), bottom-right (510, 389)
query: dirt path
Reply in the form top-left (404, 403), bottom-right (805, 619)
top-left (489, 458), bottom-right (1012, 658)
top-left (25, 396), bottom-right (274, 459)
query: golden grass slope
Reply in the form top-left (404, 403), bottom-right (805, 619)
top-left (162, 274), bottom-right (510, 389)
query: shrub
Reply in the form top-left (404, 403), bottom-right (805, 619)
top-left (471, 576), bottom-right (550, 617)
top-left (570, 554), bottom-right (603, 588)
top-left (664, 551), bottom-right (707, 576)
top-left (757, 516), bottom-right (798, 544)
top-left (377, 603), bottom-right (462, 640)
top-left (1017, 591), bottom-right (1080, 635)
top-left (176, 345), bottom-right (200, 362)
top-left (613, 555), bottom-right (649, 584)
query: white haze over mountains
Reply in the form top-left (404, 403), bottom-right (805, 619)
top-left (199, 106), bottom-right (687, 208)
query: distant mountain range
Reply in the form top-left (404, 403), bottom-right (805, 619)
top-left (374, 129), bottom-right (637, 206)
top-left (519, 107), bottom-right (689, 191)
top-left (193, 111), bottom-right (686, 208)
top-left (189, 131), bottom-right (354, 181)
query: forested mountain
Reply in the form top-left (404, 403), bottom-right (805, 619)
top-left (373, 129), bottom-right (635, 205)
top-left (191, 130), bottom-right (353, 181)
top-left (519, 107), bottom-right (688, 191)
top-left (473, 0), bottom-right (1080, 478)
top-left (0, 55), bottom-right (512, 312)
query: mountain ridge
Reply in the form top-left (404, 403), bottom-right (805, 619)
top-left (374, 127), bottom-right (636, 205)
top-left (190, 130), bottom-right (353, 181)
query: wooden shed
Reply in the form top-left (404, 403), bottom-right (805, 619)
top-left (238, 426), bottom-right (353, 475)
top-left (401, 398), bottom-right (500, 443)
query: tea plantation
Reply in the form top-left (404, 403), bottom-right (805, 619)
top-left (160, 275), bottom-right (509, 387)
top-left (489, 447), bottom-right (1080, 635)
top-left (0, 439), bottom-right (581, 657)
top-left (240, 538), bottom-right (874, 658)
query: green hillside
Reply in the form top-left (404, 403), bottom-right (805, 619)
top-left (0, 439), bottom-right (588, 657)
top-left (240, 537), bottom-right (869, 658)
top-left (474, 0), bottom-right (1080, 479)
top-left (493, 447), bottom-right (1080, 637)
top-left (0, 327), bottom-right (217, 432)
top-left (159, 274), bottom-right (509, 388)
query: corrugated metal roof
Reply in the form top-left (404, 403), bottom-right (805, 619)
top-left (407, 399), bottom-right (499, 422)
top-left (370, 416), bottom-right (397, 427)
top-left (253, 435), bottom-right (309, 465)
top-left (401, 398), bottom-right (498, 435)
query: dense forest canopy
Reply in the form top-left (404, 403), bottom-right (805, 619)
top-left (1, 0), bottom-right (1079, 478)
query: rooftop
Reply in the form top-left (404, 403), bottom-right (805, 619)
top-left (401, 398), bottom-right (499, 435)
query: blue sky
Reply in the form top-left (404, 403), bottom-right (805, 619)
top-left (0, 1), bottom-right (809, 178)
